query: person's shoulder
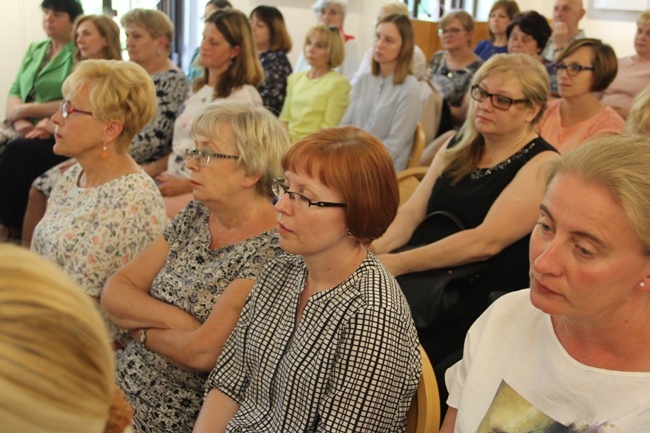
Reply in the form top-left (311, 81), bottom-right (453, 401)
top-left (352, 254), bottom-right (409, 313)
top-left (476, 288), bottom-right (540, 329)
top-left (326, 71), bottom-right (351, 85)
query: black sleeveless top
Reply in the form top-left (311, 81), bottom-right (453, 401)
top-left (426, 136), bottom-right (557, 322)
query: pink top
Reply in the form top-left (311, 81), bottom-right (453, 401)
top-left (600, 56), bottom-right (650, 116)
top-left (539, 99), bottom-right (625, 153)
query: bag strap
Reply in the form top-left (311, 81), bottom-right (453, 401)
top-left (427, 210), bottom-right (466, 230)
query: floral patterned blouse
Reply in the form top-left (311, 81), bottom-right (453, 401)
top-left (116, 200), bottom-right (282, 433)
top-left (258, 50), bottom-right (292, 116)
top-left (425, 50), bottom-right (483, 107)
top-left (31, 164), bottom-right (167, 339)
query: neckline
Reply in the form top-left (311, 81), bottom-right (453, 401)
top-left (470, 139), bottom-right (538, 180)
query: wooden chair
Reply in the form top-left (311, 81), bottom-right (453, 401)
top-left (407, 345), bottom-right (440, 433)
top-left (397, 166), bottom-right (428, 205)
top-left (407, 122), bottom-right (426, 169)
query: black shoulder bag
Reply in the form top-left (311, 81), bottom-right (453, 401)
top-left (394, 211), bottom-right (488, 333)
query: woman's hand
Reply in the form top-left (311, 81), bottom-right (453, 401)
top-left (25, 118), bottom-right (55, 139)
top-left (155, 172), bottom-right (192, 197)
top-left (12, 119), bottom-right (35, 137)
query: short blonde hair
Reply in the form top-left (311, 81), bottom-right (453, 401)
top-left (625, 84), bottom-right (650, 136)
top-left (62, 60), bottom-right (157, 153)
top-left (191, 101), bottom-right (290, 198)
top-left (638, 9), bottom-right (650, 26)
top-left (379, 2), bottom-right (410, 17)
top-left (0, 245), bottom-right (115, 433)
top-left (545, 135), bottom-right (650, 255)
top-left (304, 24), bottom-right (346, 68)
top-left (120, 8), bottom-right (174, 55)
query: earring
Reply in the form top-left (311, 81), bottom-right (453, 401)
top-left (345, 231), bottom-right (352, 236)
top-left (641, 282), bottom-right (646, 288)
top-left (100, 143), bottom-right (108, 160)
top-left (157, 49), bottom-right (162, 56)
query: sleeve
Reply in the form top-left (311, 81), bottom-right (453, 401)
top-left (382, 80), bottom-right (421, 168)
top-left (278, 73), bottom-right (295, 123)
top-left (9, 42), bottom-right (39, 98)
top-left (425, 51), bottom-right (443, 84)
top-left (130, 71), bottom-right (190, 163)
top-left (316, 304), bottom-right (421, 432)
top-left (320, 75), bottom-right (351, 129)
top-left (339, 77), bottom-right (360, 126)
top-left (259, 52), bottom-right (292, 116)
top-left (587, 108), bottom-right (625, 137)
top-left (234, 233), bottom-right (280, 281)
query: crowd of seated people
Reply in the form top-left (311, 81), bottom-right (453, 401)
top-left (2, 1), bottom-right (650, 432)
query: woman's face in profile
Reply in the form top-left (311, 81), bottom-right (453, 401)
top-left (529, 173), bottom-right (650, 319)
top-left (199, 22), bottom-right (239, 71)
top-left (507, 26), bottom-right (540, 56)
top-left (76, 20), bottom-right (108, 60)
top-left (42, 8), bottom-right (72, 41)
top-left (274, 170), bottom-right (348, 257)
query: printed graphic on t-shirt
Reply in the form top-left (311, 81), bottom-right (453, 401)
top-left (476, 380), bottom-right (650, 432)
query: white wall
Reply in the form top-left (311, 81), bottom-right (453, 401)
top-left (1, 0), bottom-right (641, 118)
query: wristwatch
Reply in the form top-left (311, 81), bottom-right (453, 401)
top-left (139, 328), bottom-right (149, 345)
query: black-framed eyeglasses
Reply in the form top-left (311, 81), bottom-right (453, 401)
top-left (438, 27), bottom-right (466, 36)
top-left (59, 101), bottom-right (93, 119)
top-left (470, 85), bottom-right (529, 111)
top-left (328, 25), bottom-right (340, 33)
top-left (185, 148), bottom-right (239, 167)
top-left (272, 179), bottom-right (346, 210)
top-left (552, 62), bottom-right (595, 76)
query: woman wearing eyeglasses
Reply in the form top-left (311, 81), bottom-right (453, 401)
top-left (372, 54), bottom-right (557, 393)
top-left (425, 10), bottom-right (483, 127)
top-left (30, 59), bottom-right (167, 345)
top-left (101, 101), bottom-right (288, 433)
top-left (194, 126), bottom-right (420, 433)
top-left (539, 39), bottom-right (624, 153)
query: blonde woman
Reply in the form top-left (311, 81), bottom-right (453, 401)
top-left (0, 245), bottom-right (131, 433)
top-left (280, 24), bottom-right (350, 142)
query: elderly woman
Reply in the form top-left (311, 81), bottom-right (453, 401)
top-left (506, 11), bottom-right (552, 61)
top-left (280, 24), bottom-right (350, 143)
top-left (21, 10), bottom-right (190, 246)
top-left (0, 245), bottom-right (132, 433)
top-left (599, 10), bottom-right (650, 119)
top-left (101, 101), bottom-right (289, 433)
top-left (440, 135), bottom-right (650, 432)
top-left (473, 0), bottom-right (519, 60)
top-left (194, 126), bottom-right (421, 432)
top-left (31, 60), bottom-right (167, 344)
top-left (540, 38), bottom-right (624, 153)
top-left (426, 10), bottom-right (483, 127)
top-left (293, 0), bottom-right (360, 80)
top-left (373, 54), bottom-right (557, 373)
top-left (156, 9), bottom-right (263, 217)
top-left (249, 6), bottom-right (293, 116)
top-left (340, 13), bottom-right (420, 171)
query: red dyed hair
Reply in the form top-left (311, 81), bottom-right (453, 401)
top-left (282, 126), bottom-right (399, 242)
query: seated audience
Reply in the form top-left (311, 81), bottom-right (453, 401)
top-left (350, 2), bottom-right (426, 85)
top-left (440, 135), bottom-right (650, 432)
top-left (157, 9), bottom-right (263, 217)
top-left (540, 39), bottom-right (624, 153)
top-left (187, 0), bottom-right (232, 83)
top-left (340, 14), bottom-right (420, 171)
top-left (194, 126), bottom-right (421, 432)
top-left (249, 6), bottom-right (293, 116)
top-left (506, 11), bottom-right (552, 62)
top-left (102, 101), bottom-right (288, 433)
top-left (23, 10), bottom-right (189, 246)
top-left (372, 54), bottom-right (557, 384)
top-left (473, 0), bottom-right (519, 61)
top-left (31, 60), bottom-right (167, 345)
top-left (293, 0), bottom-right (360, 81)
top-left (598, 9), bottom-right (650, 119)
top-left (0, 0), bottom-right (83, 241)
top-left (425, 10), bottom-right (483, 127)
top-left (625, 84), bottom-right (650, 136)
top-left (280, 24), bottom-right (350, 143)
top-left (0, 245), bottom-right (132, 433)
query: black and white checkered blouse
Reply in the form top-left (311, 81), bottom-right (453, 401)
top-left (205, 252), bottom-right (421, 432)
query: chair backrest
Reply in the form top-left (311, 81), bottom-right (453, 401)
top-left (406, 345), bottom-right (440, 433)
top-left (397, 166), bottom-right (428, 205)
top-left (418, 80), bottom-right (444, 147)
top-left (407, 122), bottom-right (426, 169)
